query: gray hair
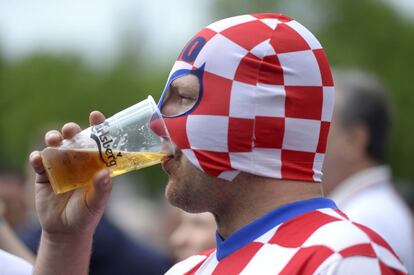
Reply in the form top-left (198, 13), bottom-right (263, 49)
top-left (332, 69), bottom-right (393, 164)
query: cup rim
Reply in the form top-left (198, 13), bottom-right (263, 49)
top-left (147, 95), bottom-right (175, 154)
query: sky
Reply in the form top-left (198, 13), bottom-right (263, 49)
top-left (0, 0), bottom-right (412, 67)
top-left (0, 0), bottom-right (211, 66)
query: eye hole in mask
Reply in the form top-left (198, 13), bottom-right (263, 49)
top-left (159, 73), bottom-right (201, 117)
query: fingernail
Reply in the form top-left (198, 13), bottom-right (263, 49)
top-left (29, 151), bottom-right (37, 160)
top-left (98, 170), bottom-right (110, 187)
top-left (102, 174), bottom-right (110, 185)
top-left (46, 130), bottom-right (58, 137)
top-left (29, 151), bottom-right (41, 163)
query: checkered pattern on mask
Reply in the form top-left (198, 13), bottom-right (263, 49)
top-left (160, 13), bottom-right (334, 182)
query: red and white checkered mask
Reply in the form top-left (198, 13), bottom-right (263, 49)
top-left (158, 13), bottom-right (334, 182)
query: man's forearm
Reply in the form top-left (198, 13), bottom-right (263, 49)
top-left (34, 231), bottom-right (93, 275)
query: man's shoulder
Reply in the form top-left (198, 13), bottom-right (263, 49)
top-left (278, 208), bottom-right (395, 251)
top-left (0, 249), bottom-right (33, 274)
top-left (164, 208), bottom-right (407, 274)
top-left (264, 208), bottom-right (406, 273)
top-left (223, 208), bottom-right (406, 274)
top-left (165, 249), bottom-right (216, 275)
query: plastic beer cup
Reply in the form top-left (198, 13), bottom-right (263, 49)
top-left (41, 96), bottom-right (172, 194)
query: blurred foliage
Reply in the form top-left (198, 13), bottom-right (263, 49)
top-left (0, 0), bottom-right (413, 194)
top-left (0, 53), bottom-right (170, 195)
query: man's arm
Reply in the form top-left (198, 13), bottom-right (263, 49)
top-left (29, 111), bottom-right (112, 275)
top-left (35, 232), bottom-right (93, 275)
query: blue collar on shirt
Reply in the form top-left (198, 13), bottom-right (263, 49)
top-left (215, 197), bottom-right (337, 260)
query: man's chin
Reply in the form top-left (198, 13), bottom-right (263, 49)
top-left (165, 181), bottom-right (194, 212)
top-left (165, 177), bottom-right (179, 206)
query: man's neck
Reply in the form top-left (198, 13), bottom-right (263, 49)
top-left (324, 158), bottom-right (379, 196)
top-left (211, 175), bottom-right (323, 239)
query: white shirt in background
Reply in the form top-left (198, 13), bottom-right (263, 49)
top-left (329, 165), bottom-right (414, 274)
top-left (0, 249), bottom-right (32, 275)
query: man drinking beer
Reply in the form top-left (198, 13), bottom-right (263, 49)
top-left (29, 14), bottom-right (407, 274)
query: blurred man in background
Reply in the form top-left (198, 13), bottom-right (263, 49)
top-left (0, 164), bottom-right (34, 273)
top-left (323, 69), bottom-right (414, 274)
top-left (0, 164), bottom-right (35, 264)
top-left (0, 165), bottom-right (29, 232)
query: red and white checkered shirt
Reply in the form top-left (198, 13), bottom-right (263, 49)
top-left (166, 198), bottom-right (407, 274)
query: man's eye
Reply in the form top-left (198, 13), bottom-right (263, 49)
top-left (180, 95), bottom-right (195, 104)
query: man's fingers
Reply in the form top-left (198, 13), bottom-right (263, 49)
top-left (35, 113), bottom-right (106, 190)
top-left (89, 111), bottom-right (106, 126)
top-left (45, 130), bottom-right (62, 147)
top-left (84, 169), bottom-right (112, 216)
top-left (29, 151), bottom-right (50, 184)
top-left (62, 122), bottom-right (82, 140)
top-left (30, 151), bottom-right (45, 175)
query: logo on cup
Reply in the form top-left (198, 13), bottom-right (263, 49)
top-left (90, 121), bottom-right (118, 167)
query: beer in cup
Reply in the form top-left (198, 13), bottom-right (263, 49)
top-left (41, 96), bottom-right (173, 194)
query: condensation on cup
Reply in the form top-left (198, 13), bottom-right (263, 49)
top-left (41, 96), bottom-right (173, 194)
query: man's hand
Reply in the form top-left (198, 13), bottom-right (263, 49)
top-left (29, 111), bottom-right (112, 275)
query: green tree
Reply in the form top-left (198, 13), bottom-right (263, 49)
top-left (0, 53), bottom-right (169, 194)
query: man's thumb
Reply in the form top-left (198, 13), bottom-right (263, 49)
top-left (85, 169), bottom-right (112, 216)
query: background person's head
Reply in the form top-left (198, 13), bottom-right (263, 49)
top-left (323, 69), bottom-right (392, 194)
top-left (158, 13), bottom-right (335, 213)
top-left (0, 164), bottom-right (28, 230)
top-left (168, 209), bottom-right (216, 262)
